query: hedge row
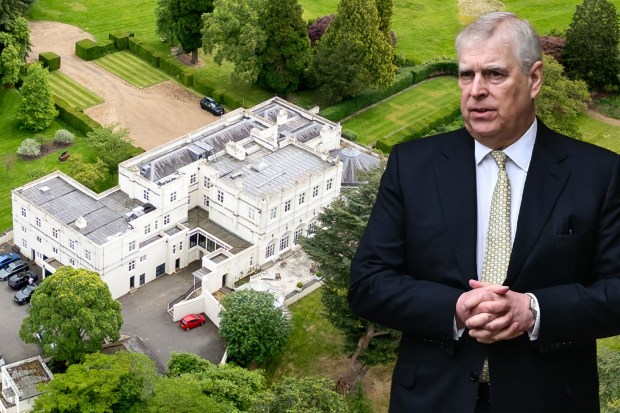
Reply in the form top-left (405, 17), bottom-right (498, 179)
top-left (54, 97), bottom-right (102, 134)
top-left (75, 38), bottom-right (116, 61)
top-left (39, 52), bottom-right (61, 71)
top-left (375, 105), bottom-right (461, 153)
top-left (319, 58), bottom-right (458, 122)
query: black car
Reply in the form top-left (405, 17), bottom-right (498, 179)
top-left (14, 283), bottom-right (37, 305)
top-left (200, 97), bottom-right (225, 116)
top-left (0, 252), bottom-right (19, 267)
top-left (0, 260), bottom-right (28, 281)
top-left (8, 270), bottom-right (38, 290)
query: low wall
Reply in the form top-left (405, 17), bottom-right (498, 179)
top-left (284, 280), bottom-right (322, 306)
top-left (0, 230), bottom-right (13, 247)
top-left (171, 296), bottom-right (204, 322)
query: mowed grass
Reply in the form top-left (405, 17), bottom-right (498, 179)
top-left (49, 71), bottom-right (103, 109)
top-left (95, 51), bottom-right (171, 88)
top-left (578, 115), bottom-right (620, 154)
top-left (342, 77), bottom-right (460, 146)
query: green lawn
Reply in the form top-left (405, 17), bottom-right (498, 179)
top-left (342, 77), bottom-right (460, 146)
top-left (578, 115), bottom-right (620, 154)
top-left (95, 51), bottom-right (171, 89)
top-left (49, 71), bottom-right (103, 109)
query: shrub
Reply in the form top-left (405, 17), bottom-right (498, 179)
top-left (308, 15), bottom-right (335, 46)
top-left (128, 37), bottom-right (160, 66)
top-left (75, 39), bottom-right (101, 61)
top-left (54, 98), bottom-right (102, 134)
top-left (39, 52), bottom-right (61, 71)
top-left (341, 129), bottom-right (358, 142)
top-left (34, 133), bottom-right (53, 147)
top-left (55, 129), bottom-right (76, 145)
top-left (296, 281), bottom-right (304, 289)
top-left (109, 32), bottom-right (135, 51)
top-left (17, 138), bottom-right (42, 157)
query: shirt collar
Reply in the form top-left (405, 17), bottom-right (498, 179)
top-left (474, 119), bottom-right (537, 172)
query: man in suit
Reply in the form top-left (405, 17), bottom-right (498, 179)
top-left (349, 12), bottom-right (620, 413)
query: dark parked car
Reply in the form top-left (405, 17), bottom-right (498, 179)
top-left (14, 283), bottom-right (38, 305)
top-left (8, 270), bottom-right (38, 290)
top-left (179, 313), bottom-right (206, 331)
top-left (0, 252), bottom-right (19, 267)
top-left (0, 260), bottom-right (28, 281)
top-left (200, 97), bottom-right (224, 116)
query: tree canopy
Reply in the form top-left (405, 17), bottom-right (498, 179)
top-left (20, 266), bottom-right (123, 365)
top-left (563, 0), bottom-right (620, 89)
top-left (300, 166), bottom-right (400, 393)
top-left (83, 125), bottom-right (134, 171)
top-left (164, 0), bottom-right (213, 64)
top-left (219, 289), bottom-right (292, 367)
top-left (0, 0), bottom-right (36, 32)
top-left (16, 63), bottom-right (58, 131)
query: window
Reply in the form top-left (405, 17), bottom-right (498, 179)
top-left (129, 241), bottom-right (136, 251)
top-left (190, 173), bottom-right (197, 184)
top-left (22, 239), bottom-right (27, 248)
top-left (69, 258), bottom-right (76, 266)
top-left (265, 242), bottom-right (275, 258)
top-left (128, 260), bottom-right (135, 271)
top-left (248, 207), bottom-right (256, 220)
top-left (154, 219), bottom-right (158, 230)
top-left (170, 192), bottom-right (177, 202)
top-left (53, 247), bottom-right (58, 254)
top-left (21, 226), bottom-right (27, 233)
top-left (164, 214), bottom-right (170, 225)
top-left (144, 224), bottom-right (151, 235)
top-left (21, 207), bottom-right (26, 217)
top-left (313, 185), bottom-right (319, 197)
top-left (217, 190), bottom-right (224, 203)
top-left (326, 178), bottom-right (334, 191)
top-left (204, 177), bottom-right (212, 188)
top-left (270, 207), bottom-right (277, 219)
top-left (308, 222), bottom-right (317, 234)
top-left (190, 233), bottom-right (198, 248)
top-left (156, 263), bottom-right (166, 277)
top-left (36, 236), bottom-right (41, 243)
top-left (280, 235), bottom-right (289, 251)
top-left (284, 199), bottom-right (291, 212)
top-left (179, 241), bottom-right (183, 251)
top-left (52, 228), bottom-right (59, 238)
top-left (140, 254), bottom-right (147, 262)
top-left (250, 256), bottom-right (254, 267)
top-left (203, 195), bottom-right (210, 207)
top-left (143, 189), bottom-right (149, 201)
top-left (85, 250), bottom-right (91, 261)
top-left (298, 193), bottom-right (305, 205)
top-left (35, 217), bottom-right (41, 227)
top-left (139, 273), bottom-right (145, 285)
top-left (173, 244), bottom-right (177, 254)
top-left (69, 239), bottom-right (76, 250)
top-left (294, 228), bottom-right (303, 244)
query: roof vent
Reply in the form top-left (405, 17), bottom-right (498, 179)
top-left (251, 160), bottom-right (270, 172)
top-left (39, 186), bottom-right (50, 193)
top-left (75, 216), bottom-right (87, 229)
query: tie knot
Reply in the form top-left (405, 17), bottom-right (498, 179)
top-left (491, 150), bottom-right (507, 170)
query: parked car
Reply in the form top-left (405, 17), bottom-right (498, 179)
top-left (0, 252), bottom-right (19, 267)
top-left (0, 260), bottom-right (28, 281)
top-left (14, 283), bottom-right (38, 305)
top-left (8, 270), bottom-right (38, 290)
top-left (179, 313), bottom-right (206, 331)
top-left (200, 97), bottom-right (224, 116)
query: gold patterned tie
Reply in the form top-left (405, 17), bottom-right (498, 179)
top-left (480, 150), bottom-right (511, 384)
top-left (482, 150), bottom-right (511, 284)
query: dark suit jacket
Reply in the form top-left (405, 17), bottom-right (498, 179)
top-left (349, 122), bottom-right (620, 413)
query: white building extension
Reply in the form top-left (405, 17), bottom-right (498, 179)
top-left (11, 98), bottom-right (355, 301)
top-left (0, 356), bottom-right (53, 413)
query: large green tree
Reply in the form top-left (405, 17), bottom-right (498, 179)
top-left (219, 289), bottom-right (292, 368)
top-left (145, 376), bottom-right (236, 413)
top-left (0, 0), bottom-right (36, 32)
top-left (563, 0), bottom-right (620, 89)
top-left (537, 54), bottom-right (590, 139)
top-left (20, 267), bottom-right (123, 365)
top-left (300, 167), bottom-right (400, 394)
top-left (16, 63), bottom-right (58, 131)
top-left (311, 0), bottom-right (395, 104)
top-left (0, 43), bottom-right (20, 85)
top-left (255, 0), bottom-right (310, 94)
top-left (154, 0), bottom-right (176, 46)
top-left (83, 125), bottom-right (134, 171)
top-left (33, 352), bottom-right (156, 413)
top-left (167, 0), bottom-right (213, 64)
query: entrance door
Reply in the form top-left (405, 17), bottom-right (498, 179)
top-left (130, 276), bottom-right (135, 289)
top-left (175, 258), bottom-right (180, 270)
top-left (222, 274), bottom-right (226, 288)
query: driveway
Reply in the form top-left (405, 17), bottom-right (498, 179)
top-left (118, 263), bottom-right (227, 367)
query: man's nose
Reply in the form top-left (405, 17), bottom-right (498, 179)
top-left (470, 74), bottom-right (489, 98)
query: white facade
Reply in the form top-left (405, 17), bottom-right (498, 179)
top-left (0, 356), bottom-right (53, 413)
top-left (11, 98), bottom-right (344, 300)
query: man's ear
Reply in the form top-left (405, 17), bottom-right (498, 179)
top-left (529, 60), bottom-right (543, 99)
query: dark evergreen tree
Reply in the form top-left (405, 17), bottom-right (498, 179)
top-left (256, 0), bottom-right (310, 95)
top-left (168, 0), bottom-right (213, 64)
top-left (563, 0), bottom-right (620, 89)
top-left (375, 0), bottom-right (392, 35)
top-left (300, 166), bottom-right (400, 394)
top-left (155, 0), bottom-right (176, 46)
top-left (0, 0), bottom-right (36, 32)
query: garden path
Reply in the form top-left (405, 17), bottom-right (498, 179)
top-left (27, 21), bottom-right (217, 150)
top-left (586, 109), bottom-right (620, 127)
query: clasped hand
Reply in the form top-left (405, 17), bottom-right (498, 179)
top-left (455, 280), bottom-right (535, 344)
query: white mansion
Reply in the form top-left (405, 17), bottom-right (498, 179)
top-left (11, 98), bottom-right (379, 310)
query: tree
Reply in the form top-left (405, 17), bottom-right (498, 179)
top-left (537, 54), bottom-right (590, 139)
top-left (202, 0), bottom-right (266, 87)
top-left (20, 266), bottom-right (123, 365)
top-left (167, 0), bottom-right (213, 64)
top-left (250, 376), bottom-right (349, 413)
top-left (16, 63), bottom-right (58, 131)
top-left (0, 0), bottom-right (36, 32)
top-left (69, 155), bottom-right (109, 191)
top-left (255, 0), bottom-right (310, 94)
top-left (300, 166), bottom-right (400, 394)
top-left (33, 352), bottom-right (156, 413)
top-left (0, 43), bottom-right (20, 85)
top-left (307, 15), bottom-right (335, 47)
top-left (155, 0), bottom-right (176, 45)
top-left (563, 0), bottom-right (620, 89)
top-left (83, 125), bottom-right (134, 171)
top-left (375, 0), bottom-right (392, 35)
top-left (311, 0), bottom-right (395, 104)
top-left (145, 376), bottom-right (236, 413)
top-left (219, 289), bottom-right (292, 367)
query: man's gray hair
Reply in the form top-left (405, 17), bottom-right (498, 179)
top-left (455, 12), bottom-right (542, 73)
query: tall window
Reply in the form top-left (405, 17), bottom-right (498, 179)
top-left (52, 228), bottom-right (59, 238)
top-left (140, 254), bottom-right (147, 262)
top-left (85, 250), bottom-right (91, 261)
top-left (144, 224), bottom-right (151, 235)
top-left (21, 207), bottom-right (26, 217)
top-left (204, 177), bottom-right (212, 188)
top-left (204, 195), bottom-right (210, 207)
top-left (190, 173), bottom-right (197, 184)
top-left (294, 228), bottom-right (303, 244)
top-left (164, 214), bottom-right (170, 225)
top-left (280, 235), bottom-right (289, 251)
top-left (129, 240), bottom-right (136, 251)
top-left (298, 193), bottom-right (305, 205)
top-left (179, 241), bottom-right (183, 251)
top-left (128, 260), bottom-right (135, 271)
top-left (69, 239), bottom-right (76, 250)
top-left (156, 263), bottom-right (165, 277)
top-left (217, 190), bottom-right (224, 203)
top-left (312, 185), bottom-right (319, 197)
top-left (265, 242), bottom-right (275, 258)
top-left (35, 217), bottom-right (41, 227)
top-left (173, 244), bottom-right (177, 254)
top-left (270, 207), bottom-right (277, 219)
top-left (170, 192), bottom-right (177, 202)
top-left (326, 178), bottom-right (334, 191)
top-left (143, 189), bottom-right (149, 201)
top-left (248, 207), bottom-right (256, 220)
top-left (284, 199), bottom-right (291, 212)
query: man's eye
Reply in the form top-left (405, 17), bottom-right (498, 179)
top-left (488, 71), bottom-right (505, 80)
top-left (459, 72), bottom-right (474, 82)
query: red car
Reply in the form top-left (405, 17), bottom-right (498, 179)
top-left (179, 313), bottom-right (205, 331)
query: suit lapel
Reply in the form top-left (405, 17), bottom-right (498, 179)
top-left (434, 129), bottom-right (478, 282)
top-left (506, 124), bottom-right (570, 285)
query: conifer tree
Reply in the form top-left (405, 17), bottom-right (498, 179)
top-left (16, 64), bottom-right (58, 131)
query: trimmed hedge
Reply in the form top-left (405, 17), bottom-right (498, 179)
top-left (54, 97), bottom-right (102, 134)
top-left (128, 37), bottom-right (160, 66)
top-left (193, 72), bottom-right (215, 96)
top-left (39, 52), bottom-right (61, 71)
top-left (99, 39), bottom-right (116, 55)
top-left (75, 39), bottom-right (101, 61)
top-left (109, 32), bottom-right (134, 50)
top-left (159, 55), bottom-right (193, 86)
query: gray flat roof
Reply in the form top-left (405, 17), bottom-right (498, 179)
top-left (18, 176), bottom-right (148, 245)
